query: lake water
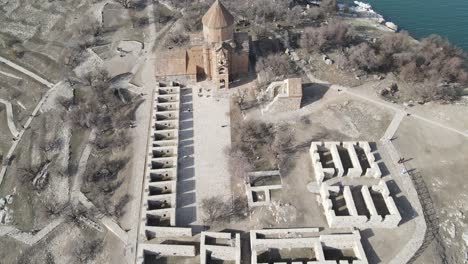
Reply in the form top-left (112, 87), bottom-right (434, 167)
top-left (344, 0), bottom-right (468, 51)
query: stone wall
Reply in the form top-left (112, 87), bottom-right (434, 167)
top-left (245, 171), bottom-right (282, 207)
top-left (320, 181), bottom-right (402, 229)
top-left (261, 78), bottom-right (303, 114)
top-left (137, 83), bottom-right (196, 262)
top-left (310, 141), bottom-right (382, 184)
top-left (201, 232), bottom-right (241, 264)
top-left (250, 228), bottom-right (368, 264)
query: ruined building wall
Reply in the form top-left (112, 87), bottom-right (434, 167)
top-left (320, 181), bottom-right (402, 229)
top-left (310, 141), bottom-right (382, 184)
top-left (250, 229), bottom-right (369, 264)
top-left (230, 50), bottom-right (249, 76)
top-left (187, 46), bottom-right (206, 79)
top-left (137, 84), bottom-right (195, 263)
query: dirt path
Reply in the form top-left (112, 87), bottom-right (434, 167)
top-left (0, 70), bottom-right (22, 80)
top-left (333, 85), bottom-right (468, 138)
top-left (0, 56), bottom-right (54, 88)
top-left (0, 98), bottom-right (20, 137)
top-left (126, 2), bottom-right (177, 264)
top-left (0, 81), bottom-right (62, 186)
top-left (272, 29), bottom-right (468, 139)
top-left (0, 216), bottom-right (65, 246)
top-left (70, 129), bottom-right (96, 203)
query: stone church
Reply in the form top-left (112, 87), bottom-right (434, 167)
top-left (155, 0), bottom-right (250, 89)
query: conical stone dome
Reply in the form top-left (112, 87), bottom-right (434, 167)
top-left (202, 0), bottom-right (235, 29)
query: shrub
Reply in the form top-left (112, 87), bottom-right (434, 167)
top-left (181, 2), bottom-right (210, 32)
top-left (164, 29), bottom-right (189, 48)
top-left (256, 54), bottom-right (297, 85)
top-left (346, 42), bottom-right (382, 72)
top-left (74, 239), bottom-right (104, 262)
top-left (201, 196), bottom-right (248, 224)
top-left (300, 21), bottom-right (355, 52)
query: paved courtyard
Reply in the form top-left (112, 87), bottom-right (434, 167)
top-left (191, 85), bottom-right (233, 227)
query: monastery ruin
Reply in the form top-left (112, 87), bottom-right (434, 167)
top-left (250, 228), bottom-right (369, 264)
top-left (155, 0), bottom-right (250, 89)
top-left (134, 1), bottom-right (410, 264)
top-left (258, 78), bottom-right (303, 114)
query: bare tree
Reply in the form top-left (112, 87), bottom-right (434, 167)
top-left (300, 21), bottom-right (355, 52)
top-left (116, 0), bottom-right (132, 8)
top-left (305, 7), bottom-right (325, 21)
top-left (164, 29), bottom-right (190, 48)
top-left (346, 42), bottom-right (382, 72)
top-left (225, 146), bottom-right (253, 181)
top-left (114, 194), bottom-right (132, 218)
top-left (42, 198), bottom-right (67, 217)
top-left (180, 2), bottom-right (210, 32)
top-left (74, 239), bottom-right (104, 262)
top-left (256, 54), bottom-right (296, 85)
top-left (201, 196), bottom-right (248, 224)
top-left (285, 6), bottom-right (303, 27)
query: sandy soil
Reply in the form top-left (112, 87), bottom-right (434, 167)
top-left (395, 116), bottom-right (468, 264)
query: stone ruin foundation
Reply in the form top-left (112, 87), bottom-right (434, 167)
top-left (250, 228), bottom-right (368, 264)
top-left (258, 78), bottom-right (303, 114)
top-left (320, 181), bottom-right (401, 228)
top-left (310, 141), bottom-right (382, 184)
top-left (137, 83), bottom-right (195, 263)
top-left (201, 232), bottom-right (241, 264)
top-left (309, 141), bottom-right (402, 229)
top-left (246, 170), bottom-right (283, 207)
top-left (135, 90), bottom-right (403, 262)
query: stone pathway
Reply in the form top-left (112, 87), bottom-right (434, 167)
top-left (9, 217), bottom-right (65, 246)
top-left (381, 110), bottom-right (406, 142)
top-left (0, 58), bottom-right (66, 246)
top-left (0, 216), bottom-right (65, 246)
top-left (0, 81), bottom-right (62, 186)
top-left (100, 216), bottom-right (129, 242)
top-left (68, 128), bottom-right (129, 243)
top-left (0, 70), bottom-right (22, 80)
top-left (192, 88), bottom-right (233, 225)
top-left (70, 129), bottom-right (96, 203)
top-left (0, 98), bottom-right (20, 137)
top-left (0, 56), bottom-right (54, 88)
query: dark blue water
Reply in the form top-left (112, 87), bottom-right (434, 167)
top-left (346, 0), bottom-right (468, 50)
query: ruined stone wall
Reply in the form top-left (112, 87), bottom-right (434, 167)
top-left (309, 142), bottom-right (336, 184)
top-left (201, 232), bottom-right (241, 264)
top-left (136, 83), bottom-right (195, 263)
top-left (245, 171), bottom-right (282, 207)
top-left (187, 46), bottom-right (206, 78)
top-left (320, 181), bottom-right (402, 229)
top-left (310, 141), bottom-right (382, 184)
top-left (230, 50), bottom-right (249, 76)
top-left (250, 228), bottom-right (369, 264)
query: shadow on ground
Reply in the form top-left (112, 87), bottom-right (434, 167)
top-left (176, 88), bottom-right (196, 226)
top-left (301, 82), bottom-right (331, 107)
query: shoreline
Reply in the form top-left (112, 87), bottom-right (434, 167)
top-left (338, 1), bottom-right (399, 32)
top-left (340, 0), bottom-right (468, 51)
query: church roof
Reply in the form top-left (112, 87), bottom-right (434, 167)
top-left (202, 0), bottom-right (235, 29)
